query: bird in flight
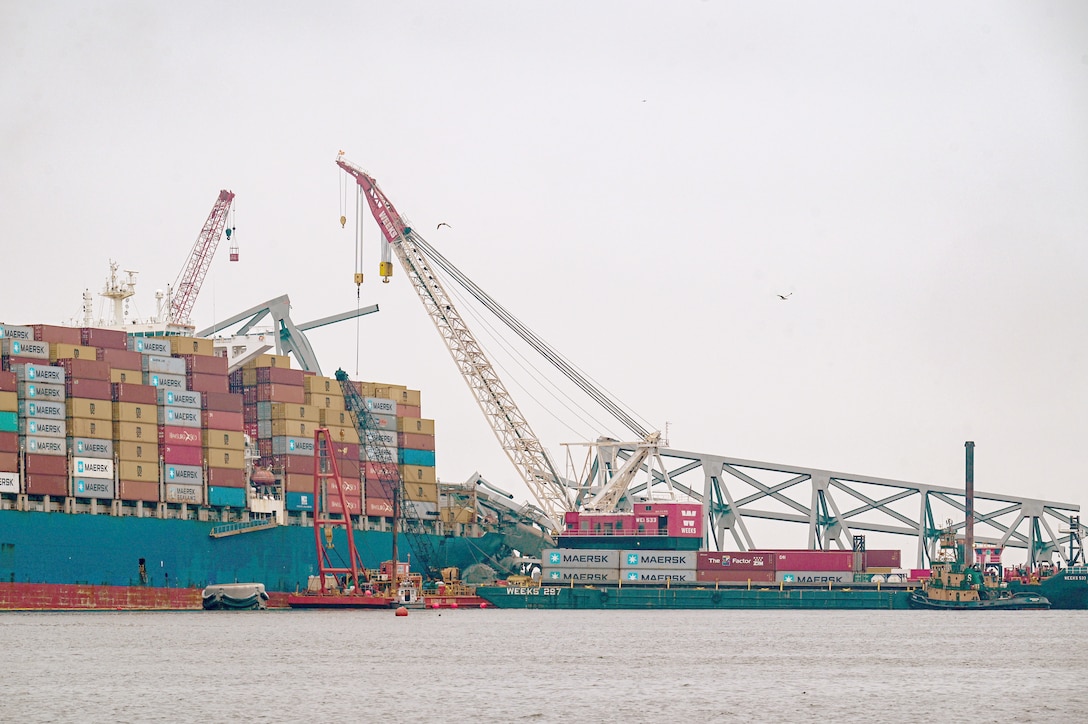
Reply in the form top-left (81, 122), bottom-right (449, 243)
top-left (436, 222), bottom-right (451, 230)
top-left (777, 292), bottom-right (792, 300)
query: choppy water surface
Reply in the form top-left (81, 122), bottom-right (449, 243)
top-left (1, 609), bottom-right (1085, 722)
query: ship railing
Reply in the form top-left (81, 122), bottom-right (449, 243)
top-left (209, 517), bottom-right (279, 538)
top-left (559, 529), bottom-right (675, 537)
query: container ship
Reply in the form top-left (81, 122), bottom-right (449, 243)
top-left (0, 322), bottom-right (513, 610)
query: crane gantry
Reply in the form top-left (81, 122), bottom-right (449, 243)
top-left (336, 155), bottom-right (573, 528)
top-left (168, 189), bottom-right (235, 325)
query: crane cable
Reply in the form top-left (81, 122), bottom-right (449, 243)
top-left (355, 185), bottom-right (364, 376)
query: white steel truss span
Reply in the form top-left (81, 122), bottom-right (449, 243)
top-left (610, 446), bottom-right (1081, 567)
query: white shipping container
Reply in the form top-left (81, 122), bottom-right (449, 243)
top-left (0, 472), bottom-right (20, 493)
top-left (142, 355), bottom-right (186, 375)
top-left (542, 568), bottom-right (620, 583)
top-left (74, 457), bottom-right (114, 479)
top-left (622, 569), bottom-right (696, 583)
top-left (620, 551), bottom-right (698, 570)
top-left (0, 324), bottom-right (34, 341)
top-left (19, 419), bottom-right (66, 438)
top-left (70, 438), bottom-right (114, 459)
top-left (158, 388), bottom-right (201, 409)
top-left (272, 435), bottom-right (315, 456)
top-left (17, 400), bottom-right (66, 420)
top-left (364, 429), bottom-right (397, 448)
top-left (23, 436), bottom-right (67, 455)
top-left (165, 463), bottom-right (204, 485)
top-left (165, 483), bottom-right (203, 504)
top-left (158, 406), bottom-right (201, 428)
top-left (543, 549), bottom-right (620, 569)
top-left (361, 445), bottom-right (398, 462)
top-left (13, 363), bottom-right (66, 383)
top-left (18, 382), bottom-right (65, 401)
top-left (146, 372), bottom-right (186, 391)
top-left (2, 339), bottom-right (49, 359)
top-left (74, 477), bottom-right (115, 499)
top-left (776, 571), bottom-right (853, 584)
top-left (128, 337), bottom-right (171, 355)
top-left (364, 397), bottom-right (397, 415)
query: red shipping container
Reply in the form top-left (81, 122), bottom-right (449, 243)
top-left (364, 478), bottom-right (394, 499)
top-left (118, 480), bottom-right (159, 502)
top-left (188, 373), bottom-right (229, 394)
top-left (326, 494), bottom-right (362, 516)
top-left (909, 569), bottom-right (932, 580)
top-left (202, 391), bottom-right (243, 413)
top-left (329, 478), bottom-right (360, 496)
top-left (202, 410), bottom-right (243, 430)
top-left (242, 387), bottom-right (256, 405)
top-left (339, 459), bottom-right (361, 477)
top-left (366, 498), bottom-right (394, 517)
top-left (256, 367), bottom-right (305, 386)
top-left (256, 383), bottom-right (305, 404)
top-left (397, 404), bottom-right (422, 418)
top-left (32, 324), bottom-right (81, 345)
top-left (178, 354), bottom-right (228, 376)
top-left (81, 327), bottom-right (128, 350)
top-left (865, 550), bottom-right (902, 568)
top-left (283, 473), bottom-right (311, 493)
top-left (331, 442), bottom-right (359, 460)
top-left (276, 454), bottom-right (313, 475)
top-left (66, 378), bottom-right (112, 400)
top-left (243, 422), bottom-right (258, 440)
top-left (257, 438), bottom-right (273, 458)
top-left (696, 570), bottom-right (776, 583)
top-left (697, 551), bottom-right (776, 571)
top-left (206, 467), bottom-right (245, 487)
top-left (112, 383), bottom-right (159, 404)
top-left (26, 473), bottom-right (68, 496)
top-left (162, 444), bottom-right (203, 466)
top-left (25, 454), bottom-right (67, 476)
top-left (363, 461), bottom-right (398, 479)
top-left (774, 550), bottom-right (856, 572)
top-left (0, 451), bottom-right (18, 472)
top-left (0, 370), bottom-right (16, 392)
top-left (0, 431), bottom-right (18, 453)
top-left (159, 426), bottom-right (202, 447)
top-left (97, 347), bottom-right (143, 369)
top-left (57, 358), bottom-right (111, 381)
top-left (244, 404), bottom-right (259, 424)
top-left (397, 432), bottom-right (435, 451)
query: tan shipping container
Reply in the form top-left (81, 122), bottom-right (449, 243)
top-left (117, 441), bottom-right (155, 462)
top-left (325, 425), bottom-right (360, 444)
top-left (271, 419), bottom-right (309, 437)
top-left (168, 336), bottom-right (214, 356)
top-left (441, 507), bottom-right (476, 525)
top-left (203, 429), bottom-right (245, 451)
top-left (49, 343), bottom-right (97, 361)
top-left (403, 481), bottom-right (438, 503)
top-left (0, 390), bottom-right (17, 411)
top-left (205, 448), bottom-right (245, 470)
top-left (304, 376), bottom-right (343, 396)
top-left (305, 393), bottom-right (345, 411)
top-left (322, 409), bottom-right (352, 428)
top-left (396, 417), bottom-right (435, 435)
top-left (400, 464), bottom-right (437, 485)
top-left (270, 402), bottom-right (321, 422)
top-left (245, 353), bottom-right (292, 369)
top-left (118, 460), bottom-right (158, 482)
top-left (113, 402), bottom-right (155, 423)
top-left (68, 418), bottom-right (110, 438)
top-left (110, 368), bottom-right (142, 384)
top-left (113, 421), bottom-right (156, 443)
top-left (66, 398), bottom-right (112, 421)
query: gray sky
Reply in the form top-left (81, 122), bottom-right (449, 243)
top-left (2, 2), bottom-right (1087, 544)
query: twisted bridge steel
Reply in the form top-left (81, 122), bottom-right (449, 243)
top-left (612, 446), bottom-right (1080, 567)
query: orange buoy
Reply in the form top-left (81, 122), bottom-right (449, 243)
top-left (395, 606), bottom-right (408, 617)
top-left (449, 602), bottom-right (458, 609)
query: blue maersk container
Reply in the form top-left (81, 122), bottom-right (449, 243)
top-left (208, 486), bottom-right (246, 508)
top-left (397, 448), bottom-right (436, 467)
top-left (285, 491), bottom-right (314, 511)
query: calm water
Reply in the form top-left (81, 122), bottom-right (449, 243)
top-left (1, 609), bottom-right (1085, 722)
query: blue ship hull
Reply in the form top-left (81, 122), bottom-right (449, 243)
top-left (0, 509), bottom-right (504, 592)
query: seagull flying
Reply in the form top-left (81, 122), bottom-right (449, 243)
top-left (436, 222), bottom-right (451, 230)
top-left (777, 292), bottom-right (792, 300)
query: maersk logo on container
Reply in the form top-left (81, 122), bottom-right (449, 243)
top-left (167, 465), bottom-right (202, 481)
top-left (76, 440), bottom-right (110, 455)
top-left (76, 480), bottom-right (112, 495)
top-left (76, 460), bottom-right (111, 475)
top-left (168, 409), bottom-right (200, 424)
top-left (365, 398), bottom-right (396, 414)
top-left (165, 390), bottom-right (200, 407)
top-left (28, 438), bottom-right (64, 453)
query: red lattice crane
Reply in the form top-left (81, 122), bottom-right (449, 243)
top-left (169, 189), bottom-right (235, 324)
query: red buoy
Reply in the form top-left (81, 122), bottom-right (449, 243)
top-left (395, 606), bottom-right (408, 617)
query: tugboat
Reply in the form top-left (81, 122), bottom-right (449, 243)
top-left (908, 526), bottom-right (1050, 610)
top-left (909, 442), bottom-right (1050, 611)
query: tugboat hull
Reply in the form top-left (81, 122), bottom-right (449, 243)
top-left (908, 590), bottom-right (1050, 610)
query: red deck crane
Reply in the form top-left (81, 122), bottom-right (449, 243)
top-left (169, 189), bottom-right (235, 325)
